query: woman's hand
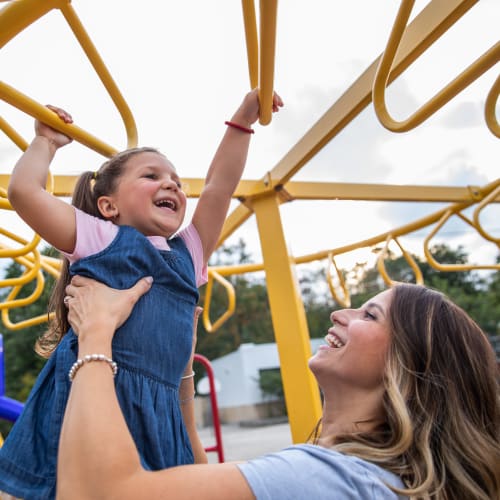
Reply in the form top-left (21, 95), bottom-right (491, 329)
top-left (65, 275), bottom-right (153, 343)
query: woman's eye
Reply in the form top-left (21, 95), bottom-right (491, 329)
top-left (363, 310), bottom-right (376, 320)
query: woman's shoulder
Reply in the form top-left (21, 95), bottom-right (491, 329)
top-left (237, 444), bottom-right (406, 499)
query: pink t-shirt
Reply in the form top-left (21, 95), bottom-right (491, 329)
top-left (62, 208), bottom-right (208, 287)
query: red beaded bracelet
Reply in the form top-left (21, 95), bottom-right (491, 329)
top-left (225, 121), bottom-right (254, 134)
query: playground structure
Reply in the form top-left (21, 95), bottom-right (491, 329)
top-left (0, 0), bottom-right (499, 446)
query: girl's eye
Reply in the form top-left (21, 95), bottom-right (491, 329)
top-left (144, 173), bottom-right (157, 180)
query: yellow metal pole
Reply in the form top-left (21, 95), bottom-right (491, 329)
top-left (0, 0), bottom-right (67, 49)
top-left (485, 74), bottom-right (500, 138)
top-left (59, 2), bottom-right (138, 149)
top-left (0, 115), bottom-right (28, 151)
top-left (241, 0), bottom-right (259, 89)
top-left (252, 192), bottom-right (322, 443)
top-left (0, 80), bottom-right (118, 157)
top-left (258, 0), bottom-right (277, 125)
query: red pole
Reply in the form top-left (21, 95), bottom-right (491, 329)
top-left (194, 353), bottom-right (225, 463)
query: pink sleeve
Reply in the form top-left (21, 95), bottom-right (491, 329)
top-left (178, 223), bottom-right (208, 287)
top-left (61, 208), bottom-right (118, 264)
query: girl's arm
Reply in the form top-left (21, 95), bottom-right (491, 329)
top-left (180, 306), bottom-right (208, 464)
top-left (57, 276), bottom-right (253, 500)
top-left (192, 89), bottom-right (283, 265)
top-left (7, 106), bottom-right (77, 253)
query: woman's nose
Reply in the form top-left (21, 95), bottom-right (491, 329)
top-left (333, 309), bottom-right (355, 325)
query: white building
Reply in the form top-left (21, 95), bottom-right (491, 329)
top-left (196, 339), bottom-right (324, 424)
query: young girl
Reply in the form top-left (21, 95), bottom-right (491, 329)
top-left (0, 89), bottom-right (283, 499)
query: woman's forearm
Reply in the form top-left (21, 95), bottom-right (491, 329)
top-left (57, 335), bottom-right (143, 499)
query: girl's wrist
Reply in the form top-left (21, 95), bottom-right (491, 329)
top-left (181, 368), bottom-right (194, 380)
top-left (35, 135), bottom-right (59, 152)
top-left (230, 110), bottom-right (254, 129)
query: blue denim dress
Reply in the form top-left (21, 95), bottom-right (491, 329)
top-left (0, 226), bottom-right (199, 499)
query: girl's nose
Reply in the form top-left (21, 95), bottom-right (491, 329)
top-left (162, 178), bottom-right (178, 190)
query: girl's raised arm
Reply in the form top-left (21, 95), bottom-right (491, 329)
top-left (192, 89), bottom-right (283, 265)
top-left (7, 106), bottom-right (77, 253)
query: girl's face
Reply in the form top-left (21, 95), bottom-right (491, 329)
top-left (309, 289), bottom-right (393, 392)
top-left (99, 152), bottom-right (187, 237)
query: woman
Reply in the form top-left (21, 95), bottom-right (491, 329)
top-left (57, 276), bottom-right (500, 499)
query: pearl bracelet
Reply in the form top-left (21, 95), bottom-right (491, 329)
top-left (181, 371), bottom-right (195, 380)
top-left (68, 354), bottom-right (118, 382)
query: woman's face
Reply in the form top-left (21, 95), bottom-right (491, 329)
top-left (309, 289), bottom-right (393, 392)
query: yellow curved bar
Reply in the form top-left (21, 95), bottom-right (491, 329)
top-left (0, 185), bottom-right (10, 210)
top-left (241, 0), bottom-right (259, 89)
top-left (0, 246), bottom-right (43, 300)
top-left (0, 265), bottom-right (45, 312)
top-left (0, 0), bottom-right (138, 153)
top-left (26, 254), bottom-right (62, 280)
top-left (58, 2), bottom-right (138, 149)
top-left (485, 74), bottom-right (500, 138)
top-left (424, 209), bottom-right (500, 272)
top-left (1, 244), bottom-right (61, 279)
top-left (472, 184), bottom-right (500, 245)
top-left (373, 0), bottom-right (500, 132)
top-left (2, 306), bottom-right (53, 331)
top-left (0, 248), bottom-right (61, 328)
top-left (0, 244), bottom-right (41, 293)
top-left (258, 0), bottom-right (278, 126)
top-left (326, 252), bottom-right (350, 308)
top-left (202, 270), bottom-right (236, 333)
top-left (0, 0), bottom-right (67, 49)
top-left (0, 81), bottom-right (118, 157)
top-left (0, 226), bottom-right (40, 258)
top-left (0, 115), bottom-right (28, 151)
top-left (377, 236), bottom-right (423, 286)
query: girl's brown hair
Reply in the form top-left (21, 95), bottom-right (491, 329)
top-left (36, 147), bottom-right (161, 358)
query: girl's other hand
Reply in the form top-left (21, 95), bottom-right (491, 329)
top-left (232, 88), bottom-right (284, 128)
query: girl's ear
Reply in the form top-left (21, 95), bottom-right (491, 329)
top-left (97, 196), bottom-right (118, 220)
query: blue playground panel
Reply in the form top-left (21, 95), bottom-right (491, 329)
top-left (0, 334), bottom-right (24, 422)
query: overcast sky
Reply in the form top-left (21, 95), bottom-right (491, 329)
top-left (1, 0), bottom-right (499, 273)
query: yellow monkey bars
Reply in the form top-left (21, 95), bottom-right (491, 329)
top-left (241, 0), bottom-right (278, 125)
top-left (0, 0), bottom-right (137, 155)
top-left (372, 0), bottom-right (500, 133)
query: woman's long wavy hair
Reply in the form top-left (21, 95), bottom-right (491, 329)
top-left (36, 147), bottom-right (162, 358)
top-left (310, 283), bottom-right (500, 500)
